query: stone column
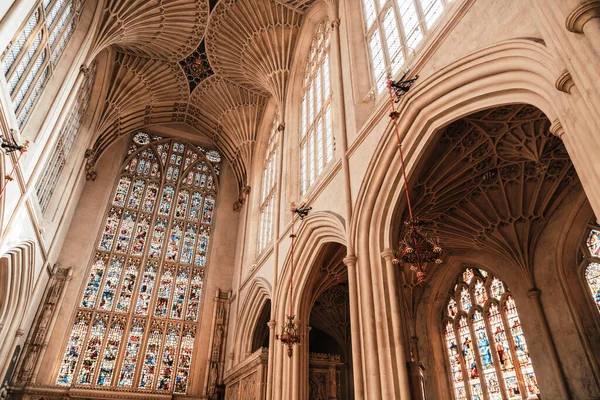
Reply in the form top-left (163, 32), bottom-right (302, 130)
top-left (526, 288), bottom-right (570, 399)
top-left (566, 1), bottom-right (600, 57)
top-left (266, 320), bottom-right (276, 400)
top-left (381, 249), bottom-right (411, 399)
top-left (343, 256), bottom-right (365, 400)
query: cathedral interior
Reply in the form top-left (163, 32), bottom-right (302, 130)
top-left (0, 0), bottom-right (599, 399)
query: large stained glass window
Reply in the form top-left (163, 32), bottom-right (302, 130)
top-left (300, 20), bottom-right (334, 197)
top-left (584, 223), bottom-right (600, 313)
top-left (361, 0), bottom-right (450, 94)
top-left (56, 133), bottom-right (221, 394)
top-left (442, 268), bottom-right (540, 400)
top-left (1, 0), bottom-right (83, 127)
top-left (258, 117), bottom-right (279, 254)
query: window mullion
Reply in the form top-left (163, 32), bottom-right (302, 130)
top-left (6, 20), bottom-right (44, 81)
top-left (499, 298), bottom-right (528, 398)
top-left (482, 304), bottom-right (510, 399)
top-left (466, 310), bottom-right (491, 399)
top-left (454, 317), bottom-right (474, 400)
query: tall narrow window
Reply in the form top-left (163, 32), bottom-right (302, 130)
top-left (583, 222), bottom-right (600, 313)
top-left (1, 0), bottom-right (82, 127)
top-left (443, 268), bottom-right (540, 400)
top-left (258, 117), bottom-right (279, 254)
top-left (362, 0), bottom-right (448, 94)
top-left (56, 133), bottom-right (221, 394)
top-left (300, 20), bottom-right (333, 197)
top-left (35, 60), bottom-right (97, 214)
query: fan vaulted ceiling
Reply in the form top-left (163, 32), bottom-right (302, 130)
top-left (85, 0), bottom-right (318, 199)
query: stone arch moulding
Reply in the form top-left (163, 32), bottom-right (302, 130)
top-left (274, 210), bottom-right (346, 320)
top-left (0, 241), bottom-right (35, 380)
top-left (234, 277), bottom-right (272, 363)
top-left (272, 210), bottom-right (346, 400)
top-left (351, 38), bottom-right (568, 257)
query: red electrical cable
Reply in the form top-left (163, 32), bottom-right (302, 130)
top-left (387, 80), bottom-right (414, 220)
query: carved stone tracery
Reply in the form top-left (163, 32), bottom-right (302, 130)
top-left (410, 104), bottom-right (579, 283)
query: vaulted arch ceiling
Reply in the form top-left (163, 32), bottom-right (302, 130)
top-left (86, 0), bottom-right (316, 202)
top-left (90, 51), bottom-right (189, 160)
top-left (187, 75), bottom-right (267, 191)
top-left (205, 0), bottom-right (301, 106)
top-left (92, 0), bottom-right (210, 61)
top-left (409, 104), bottom-right (579, 283)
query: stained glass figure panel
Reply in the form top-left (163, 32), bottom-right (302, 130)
top-left (118, 321), bottom-right (144, 387)
top-left (443, 269), bottom-right (539, 400)
top-left (585, 262), bottom-right (600, 313)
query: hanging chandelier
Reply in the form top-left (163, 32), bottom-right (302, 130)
top-left (387, 75), bottom-right (443, 286)
top-left (277, 202), bottom-right (311, 357)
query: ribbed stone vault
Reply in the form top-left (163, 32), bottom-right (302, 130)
top-left (85, 0), bottom-right (314, 201)
top-left (408, 104), bottom-right (579, 283)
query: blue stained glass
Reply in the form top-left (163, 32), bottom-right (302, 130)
top-left (166, 223), bottom-right (183, 262)
top-left (135, 262), bottom-right (157, 315)
top-left (460, 287), bottom-right (472, 312)
top-left (202, 195), bottom-right (215, 224)
top-left (77, 314), bottom-right (107, 384)
top-left (127, 179), bottom-right (145, 209)
top-left (115, 211), bottom-right (136, 254)
top-left (56, 312), bottom-right (88, 386)
top-left (131, 216), bottom-right (150, 257)
top-left (99, 209), bottom-right (121, 252)
top-left (155, 268), bottom-right (174, 318)
top-left (195, 228), bottom-right (210, 267)
top-left (180, 225), bottom-right (197, 265)
top-left (159, 186), bottom-right (175, 215)
top-left (118, 322), bottom-right (144, 387)
top-left (113, 178), bottom-right (131, 206)
top-left (157, 327), bottom-right (179, 390)
top-left (585, 262), bottom-right (600, 313)
top-left (472, 311), bottom-right (501, 399)
top-left (80, 256), bottom-right (106, 308)
top-left (473, 279), bottom-right (488, 306)
top-left (148, 219), bottom-right (167, 259)
top-left (98, 256), bottom-right (124, 311)
top-left (171, 270), bottom-right (189, 319)
top-left (175, 190), bottom-right (189, 219)
top-left (189, 192), bottom-right (203, 220)
top-left (186, 270), bottom-right (203, 321)
top-left (97, 317), bottom-right (125, 386)
top-left (139, 326), bottom-right (162, 389)
top-left (142, 183), bottom-right (159, 213)
top-left (115, 259), bottom-right (139, 313)
top-left (174, 328), bottom-right (194, 393)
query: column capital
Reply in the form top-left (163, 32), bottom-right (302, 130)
top-left (566, 0), bottom-right (600, 33)
top-left (526, 288), bottom-right (541, 299)
top-left (380, 248), bottom-right (395, 261)
top-left (343, 255), bottom-right (357, 267)
top-left (330, 19), bottom-right (341, 30)
top-left (549, 119), bottom-right (565, 139)
top-left (267, 320), bottom-right (276, 329)
top-left (555, 70), bottom-right (575, 94)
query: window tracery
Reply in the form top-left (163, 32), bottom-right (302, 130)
top-left (300, 21), bottom-right (333, 197)
top-left (443, 268), bottom-right (540, 400)
top-left (56, 133), bottom-right (221, 394)
top-left (583, 223), bottom-right (600, 313)
top-left (361, 0), bottom-right (449, 94)
top-left (1, 0), bottom-right (83, 127)
top-left (258, 117), bottom-right (279, 254)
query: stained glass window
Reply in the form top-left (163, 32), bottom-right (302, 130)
top-left (442, 268), bottom-right (540, 399)
top-left (300, 21), bottom-right (334, 197)
top-left (1, 0), bottom-right (83, 127)
top-left (361, 0), bottom-right (449, 94)
top-left (584, 226), bottom-right (600, 314)
top-left (36, 60), bottom-right (97, 213)
top-left (258, 117), bottom-right (280, 253)
top-left (57, 133), bottom-right (220, 393)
